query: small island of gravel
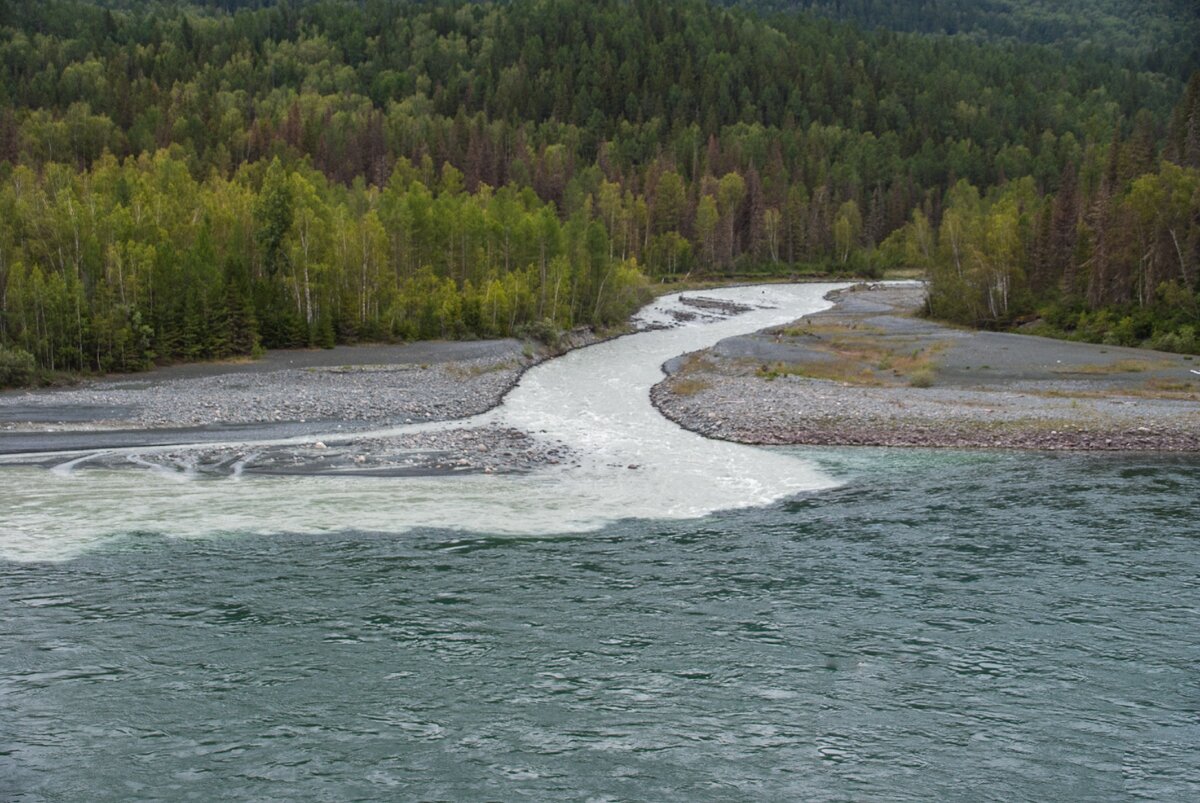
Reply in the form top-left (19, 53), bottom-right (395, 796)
top-left (652, 284), bottom-right (1200, 451)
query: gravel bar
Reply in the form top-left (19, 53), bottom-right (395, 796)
top-left (653, 284), bottom-right (1200, 451)
top-left (0, 334), bottom-right (602, 472)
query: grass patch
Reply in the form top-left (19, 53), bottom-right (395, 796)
top-left (670, 377), bottom-right (712, 396)
top-left (1031, 384), bottom-right (1199, 401)
top-left (1051, 358), bottom-right (1170, 375)
top-left (446, 358), bottom-right (519, 379)
top-left (756, 361), bottom-right (883, 384)
top-left (1144, 378), bottom-right (1198, 393)
top-left (662, 352), bottom-right (718, 395)
top-left (774, 321), bottom-right (886, 339)
top-left (755, 325), bottom-right (946, 387)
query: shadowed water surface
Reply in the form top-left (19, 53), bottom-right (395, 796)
top-left (3, 450), bottom-right (1198, 801)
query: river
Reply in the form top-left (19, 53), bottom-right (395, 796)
top-left (0, 283), bottom-right (842, 563)
top-left (2, 285), bottom-right (1198, 800)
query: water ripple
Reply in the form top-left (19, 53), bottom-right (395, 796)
top-left (1, 452), bottom-right (1197, 800)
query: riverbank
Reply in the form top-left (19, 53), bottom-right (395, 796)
top-left (652, 284), bottom-right (1200, 451)
top-left (1, 339), bottom-right (530, 433)
top-left (0, 333), bottom-right (607, 472)
top-left (1, 284), bottom-right (847, 564)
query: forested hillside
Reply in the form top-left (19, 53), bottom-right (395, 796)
top-left (729, 1), bottom-right (1199, 77)
top-left (887, 73), bottom-right (1200, 352)
top-left (0, 0), bottom-right (1196, 383)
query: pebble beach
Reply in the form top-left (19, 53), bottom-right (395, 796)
top-left (652, 284), bottom-right (1200, 451)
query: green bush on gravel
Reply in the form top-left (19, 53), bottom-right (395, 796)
top-left (0, 345), bottom-right (37, 388)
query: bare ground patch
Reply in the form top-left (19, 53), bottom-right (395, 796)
top-left (652, 283), bottom-right (1200, 451)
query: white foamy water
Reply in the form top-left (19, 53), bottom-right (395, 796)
top-left (0, 283), bottom-right (846, 562)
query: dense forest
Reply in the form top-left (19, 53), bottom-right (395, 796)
top-left (0, 0), bottom-right (1197, 384)
top-left (728, 1), bottom-right (1200, 78)
top-left (893, 73), bottom-right (1200, 352)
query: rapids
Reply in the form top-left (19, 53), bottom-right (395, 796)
top-left (0, 283), bottom-right (847, 562)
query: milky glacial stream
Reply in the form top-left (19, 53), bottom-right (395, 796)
top-left (0, 283), bottom-right (846, 562)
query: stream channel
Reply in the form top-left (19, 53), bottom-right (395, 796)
top-left (2, 283), bottom-right (1198, 800)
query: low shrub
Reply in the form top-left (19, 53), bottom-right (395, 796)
top-left (908, 367), bottom-right (935, 388)
top-left (1150, 325), bottom-right (1198, 354)
top-left (0, 345), bottom-right (37, 388)
top-left (515, 318), bottom-right (561, 347)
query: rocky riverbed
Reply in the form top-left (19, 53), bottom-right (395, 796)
top-left (653, 284), bottom-right (1200, 451)
top-left (0, 340), bottom-right (532, 434)
top-left (8, 284), bottom-right (1199, 467)
top-left (0, 335), bottom-right (604, 473)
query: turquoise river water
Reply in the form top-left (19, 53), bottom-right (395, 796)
top-left (2, 285), bottom-right (1198, 800)
top-left (3, 450), bottom-right (1198, 801)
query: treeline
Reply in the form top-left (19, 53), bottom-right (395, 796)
top-left (893, 76), bottom-right (1200, 352)
top-left (0, 0), bottom-right (1194, 379)
top-left (0, 152), bottom-right (648, 374)
top-left (730, 1), bottom-right (1200, 78)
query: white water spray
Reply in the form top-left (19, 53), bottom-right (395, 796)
top-left (0, 283), bottom-right (846, 561)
